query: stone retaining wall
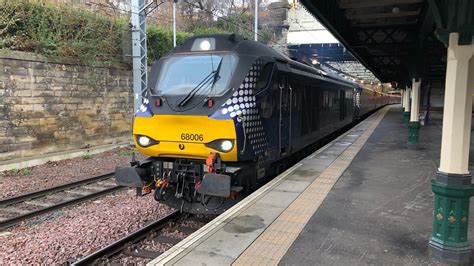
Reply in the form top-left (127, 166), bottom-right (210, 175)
top-left (0, 50), bottom-right (133, 161)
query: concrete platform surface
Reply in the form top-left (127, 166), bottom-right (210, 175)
top-left (279, 108), bottom-right (474, 265)
top-left (148, 105), bottom-right (474, 265)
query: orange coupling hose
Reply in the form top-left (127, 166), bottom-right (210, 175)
top-left (206, 152), bottom-right (217, 173)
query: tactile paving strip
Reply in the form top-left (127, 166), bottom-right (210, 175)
top-left (233, 107), bottom-right (390, 265)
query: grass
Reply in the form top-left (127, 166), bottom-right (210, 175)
top-left (20, 168), bottom-right (32, 176)
top-left (0, 167), bottom-right (33, 177)
top-left (82, 152), bottom-right (92, 159)
top-left (118, 149), bottom-right (130, 157)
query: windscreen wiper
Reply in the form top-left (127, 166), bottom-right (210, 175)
top-left (177, 58), bottom-right (223, 107)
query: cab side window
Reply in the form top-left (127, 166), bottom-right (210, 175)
top-left (255, 63), bottom-right (274, 92)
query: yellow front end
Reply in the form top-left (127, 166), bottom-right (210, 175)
top-left (133, 115), bottom-right (237, 161)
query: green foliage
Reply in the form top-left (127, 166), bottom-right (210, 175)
top-left (0, 0), bottom-right (126, 64)
top-left (213, 13), bottom-right (254, 39)
top-left (146, 25), bottom-right (230, 64)
top-left (147, 25), bottom-right (192, 64)
top-left (192, 13), bottom-right (272, 44)
top-left (20, 168), bottom-right (32, 176)
top-left (118, 148), bottom-right (131, 157)
top-left (191, 27), bottom-right (230, 35)
top-left (0, 1), bottom-right (271, 65)
top-left (82, 152), bottom-right (92, 160)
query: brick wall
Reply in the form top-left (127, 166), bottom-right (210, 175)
top-left (0, 50), bottom-right (133, 161)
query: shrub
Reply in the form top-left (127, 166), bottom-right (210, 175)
top-left (0, 0), bottom-right (126, 64)
top-left (118, 148), bottom-right (131, 157)
top-left (82, 152), bottom-right (92, 159)
top-left (0, 1), bottom-right (249, 65)
top-left (147, 25), bottom-right (191, 64)
top-left (20, 168), bottom-right (32, 176)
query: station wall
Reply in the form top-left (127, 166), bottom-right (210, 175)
top-left (0, 51), bottom-right (133, 162)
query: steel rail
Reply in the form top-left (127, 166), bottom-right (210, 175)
top-left (0, 172), bottom-right (115, 206)
top-left (0, 172), bottom-right (123, 230)
top-left (72, 211), bottom-right (182, 266)
top-left (0, 186), bottom-right (123, 230)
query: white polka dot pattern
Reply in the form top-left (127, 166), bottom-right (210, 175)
top-left (220, 59), bottom-right (268, 156)
top-left (136, 92), bottom-right (152, 117)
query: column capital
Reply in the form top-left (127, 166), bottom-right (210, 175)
top-left (447, 33), bottom-right (474, 61)
top-left (412, 78), bottom-right (421, 88)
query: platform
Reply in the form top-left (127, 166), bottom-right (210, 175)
top-left (149, 105), bottom-right (474, 265)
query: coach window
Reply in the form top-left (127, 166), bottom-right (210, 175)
top-left (255, 63), bottom-right (274, 92)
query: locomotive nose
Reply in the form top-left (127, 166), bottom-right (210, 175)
top-left (133, 115), bottom-right (238, 161)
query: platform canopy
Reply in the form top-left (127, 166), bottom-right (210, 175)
top-left (300, 0), bottom-right (474, 85)
top-left (287, 43), bottom-right (380, 83)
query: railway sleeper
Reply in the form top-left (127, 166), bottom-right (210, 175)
top-left (23, 200), bottom-right (55, 208)
top-left (123, 245), bottom-right (163, 259)
top-left (152, 235), bottom-right (181, 245)
top-left (1, 207), bottom-right (31, 215)
top-left (64, 190), bottom-right (93, 196)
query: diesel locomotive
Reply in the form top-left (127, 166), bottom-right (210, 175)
top-left (116, 34), bottom-right (396, 214)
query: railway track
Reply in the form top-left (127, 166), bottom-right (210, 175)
top-left (72, 211), bottom-right (211, 265)
top-left (0, 172), bottom-right (122, 230)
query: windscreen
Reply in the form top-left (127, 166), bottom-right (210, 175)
top-left (154, 53), bottom-right (237, 96)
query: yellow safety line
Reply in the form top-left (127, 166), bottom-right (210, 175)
top-left (233, 106), bottom-right (390, 265)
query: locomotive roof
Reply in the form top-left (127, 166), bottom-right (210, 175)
top-left (171, 34), bottom-right (360, 88)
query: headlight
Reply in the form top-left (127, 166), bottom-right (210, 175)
top-left (220, 140), bottom-right (233, 151)
top-left (191, 37), bottom-right (216, 51)
top-left (205, 139), bottom-right (234, 153)
top-left (200, 40), bottom-right (211, 50)
top-left (138, 136), bottom-right (150, 146)
top-left (135, 135), bottom-right (159, 147)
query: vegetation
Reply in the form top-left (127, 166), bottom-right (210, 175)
top-left (146, 25), bottom-right (191, 65)
top-left (0, 1), bottom-right (275, 64)
top-left (0, 0), bottom-right (126, 64)
top-left (189, 13), bottom-right (272, 44)
top-left (118, 149), bottom-right (129, 157)
top-left (0, 167), bottom-right (32, 177)
top-left (20, 168), bottom-right (32, 176)
top-left (82, 152), bottom-right (92, 160)
top-left (118, 147), bottom-right (136, 157)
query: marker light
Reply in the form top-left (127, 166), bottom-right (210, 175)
top-left (155, 98), bottom-right (161, 107)
top-left (200, 40), bottom-right (211, 51)
top-left (207, 98), bottom-right (214, 108)
top-left (138, 136), bottom-right (151, 147)
top-left (220, 140), bottom-right (233, 151)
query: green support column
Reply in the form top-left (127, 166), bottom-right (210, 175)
top-left (430, 174), bottom-right (474, 262)
top-left (401, 89), bottom-right (405, 111)
top-left (402, 87), bottom-right (411, 127)
top-left (408, 122), bottom-right (420, 145)
top-left (402, 111), bottom-right (410, 126)
top-left (429, 32), bottom-right (474, 264)
top-left (408, 79), bottom-right (421, 146)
